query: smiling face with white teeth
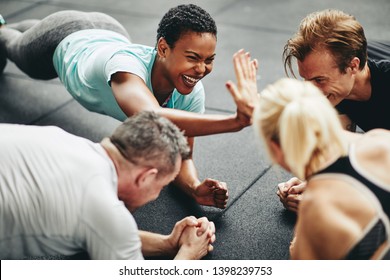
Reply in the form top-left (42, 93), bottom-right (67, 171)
top-left (154, 31), bottom-right (217, 96)
top-left (297, 48), bottom-right (358, 106)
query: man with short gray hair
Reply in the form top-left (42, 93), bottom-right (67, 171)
top-left (0, 111), bottom-right (215, 260)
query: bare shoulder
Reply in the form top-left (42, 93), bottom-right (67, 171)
top-left (304, 178), bottom-right (376, 219)
top-left (359, 129), bottom-right (390, 148)
top-left (294, 178), bottom-right (376, 259)
top-left (363, 129), bottom-right (390, 142)
top-left (299, 179), bottom-right (353, 225)
top-left (354, 129), bottom-right (390, 186)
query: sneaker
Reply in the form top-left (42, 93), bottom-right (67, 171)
top-left (0, 14), bottom-right (6, 27)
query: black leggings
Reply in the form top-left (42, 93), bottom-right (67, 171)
top-left (0, 10), bottom-right (130, 79)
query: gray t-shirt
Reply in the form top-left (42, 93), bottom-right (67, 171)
top-left (0, 124), bottom-right (143, 260)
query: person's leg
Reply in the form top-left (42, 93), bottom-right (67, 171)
top-left (0, 10), bottom-right (130, 79)
top-left (7, 19), bottom-right (40, 32)
top-left (0, 19), bottom-right (41, 74)
top-left (84, 12), bottom-right (130, 39)
top-left (368, 40), bottom-right (390, 61)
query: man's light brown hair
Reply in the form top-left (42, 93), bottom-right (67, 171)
top-left (283, 9), bottom-right (367, 76)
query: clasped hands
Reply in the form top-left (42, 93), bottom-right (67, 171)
top-left (169, 216), bottom-right (216, 260)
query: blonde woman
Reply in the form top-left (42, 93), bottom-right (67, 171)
top-left (254, 78), bottom-right (390, 259)
top-left (227, 60), bottom-right (390, 258)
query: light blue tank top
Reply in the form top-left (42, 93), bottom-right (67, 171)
top-left (53, 29), bottom-right (205, 121)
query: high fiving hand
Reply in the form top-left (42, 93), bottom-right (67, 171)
top-left (226, 49), bottom-right (260, 121)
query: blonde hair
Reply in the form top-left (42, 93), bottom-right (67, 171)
top-left (254, 78), bottom-right (348, 179)
top-left (283, 9), bottom-right (367, 77)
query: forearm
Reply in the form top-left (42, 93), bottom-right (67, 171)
top-left (122, 102), bottom-right (244, 137)
top-left (112, 73), bottom-right (247, 137)
top-left (173, 158), bottom-right (201, 198)
top-left (139, 230), bottom-right (175, 257)
top-left (157, 108), bottom-right (243, 137)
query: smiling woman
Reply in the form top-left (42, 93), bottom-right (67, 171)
top-left (0, 4), bottom-right (258, 210)
top-left (174, 33), bottom-right (216, 93)
top-left (150, 31), bottom-right (217, 98)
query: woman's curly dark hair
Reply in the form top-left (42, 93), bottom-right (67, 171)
top-left (156, 4), bottom-right (217, 48)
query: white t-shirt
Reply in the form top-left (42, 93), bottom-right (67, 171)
top-left (0, 124), bottom-right (143, 260)
top-left (53, 29), bottom-right (205, 121)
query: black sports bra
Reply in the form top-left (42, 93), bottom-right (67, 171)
top-left (314, 156), bottom-right (390, 259)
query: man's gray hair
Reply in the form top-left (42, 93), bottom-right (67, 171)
top-left (110, 111), bottom-right (190, 176)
